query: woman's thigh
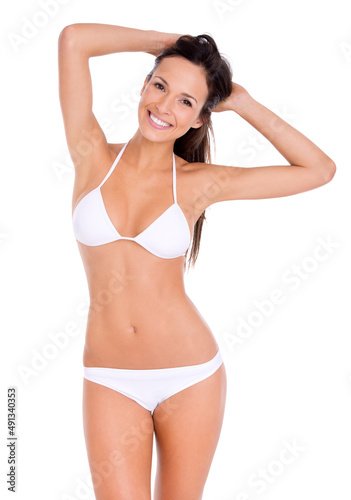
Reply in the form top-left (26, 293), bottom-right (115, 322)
top-left (152, 363), bottom-right (227, 500)
top-left (82, 378), bottom-right (154, 500)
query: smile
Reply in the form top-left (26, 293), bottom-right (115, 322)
top-left (147, 110), bottom-right (173, 129)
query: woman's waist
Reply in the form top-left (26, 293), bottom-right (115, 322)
top-left (83, 309), bottom-right (218, 369)
top-left (87, 292), bottom-right (207, 332)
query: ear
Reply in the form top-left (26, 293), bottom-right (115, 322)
top-left (191, 115), bottom-right (205, 129)
top-left (140, 76), bottom-right (149, 96)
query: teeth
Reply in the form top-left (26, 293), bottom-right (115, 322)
top-left (149, 112), bottom-right (172, 127)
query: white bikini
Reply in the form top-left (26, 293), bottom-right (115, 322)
top-left (72, 140), bottom-right (223, 414)
top-left (72, 140), bottom-right (191, 258)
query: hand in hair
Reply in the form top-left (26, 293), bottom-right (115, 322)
top-left (211, 82), bottom-right (250, 112)
top-left (146, 31), bottom-right (184, 57)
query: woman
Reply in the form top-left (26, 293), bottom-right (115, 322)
top-left (58, 23), bottom-right (336, 500)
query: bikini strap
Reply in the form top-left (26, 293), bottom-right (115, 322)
top-left (172, 152), bottom-right (178, 205)
top-left (98, 140), bottom-right (130, 189)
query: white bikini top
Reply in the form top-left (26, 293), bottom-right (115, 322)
top-left (72, 141), bottom-right (192, 259)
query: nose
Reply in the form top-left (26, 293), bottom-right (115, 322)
top-left (156, 94), bottom-right (173, 116)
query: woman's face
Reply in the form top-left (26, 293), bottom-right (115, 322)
top-left (138, 56), bottom-right (209, 142)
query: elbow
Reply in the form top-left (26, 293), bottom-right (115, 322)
top-left (322, 160), bottom-right (337, 184)
top-left (304, 156), bottom-right (337, 186)
top-left (58, 25), bottom-right (78, 49)
top-left (59, 25), bottom-right (72, 42)
top-left (306, 160), bottom-right (336, 188)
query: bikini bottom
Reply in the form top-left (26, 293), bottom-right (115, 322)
top-left (83, 349), bottom-right (224, 415)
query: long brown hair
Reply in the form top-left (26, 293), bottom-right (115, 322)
top-left (146, 34), bottom-right (233, 271)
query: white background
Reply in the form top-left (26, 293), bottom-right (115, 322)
top-left (1, 0), bottom-right (350, 498)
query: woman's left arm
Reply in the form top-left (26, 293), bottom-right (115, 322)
top-left (205, 83), bottom-right (336, 203)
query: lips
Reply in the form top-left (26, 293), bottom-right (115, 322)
top-left (147, 110), bottom-right (173, 130)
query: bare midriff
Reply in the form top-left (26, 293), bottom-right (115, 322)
top-left (78, 238), bottom-right (219, 369)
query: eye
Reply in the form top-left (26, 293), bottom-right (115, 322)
top-left (154, 82), bottom-right (165, 91)
top-left (181, 99), bottom-right (192, 107)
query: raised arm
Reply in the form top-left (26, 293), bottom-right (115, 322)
top-left (199, 83), bottom-right (336, 204)
top-left (58, 24), bottom-right (179, 170)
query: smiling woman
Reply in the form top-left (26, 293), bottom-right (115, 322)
top-left (58, 23), bottom-right (335, 500)
top-left (141, 58), bottom-right (207, 135)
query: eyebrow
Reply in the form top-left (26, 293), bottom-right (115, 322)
top-left (153, 75), bottom-right (198, 103)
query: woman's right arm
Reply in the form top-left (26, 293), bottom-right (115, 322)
top-left (58, 24), bottom-right (178, 170)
